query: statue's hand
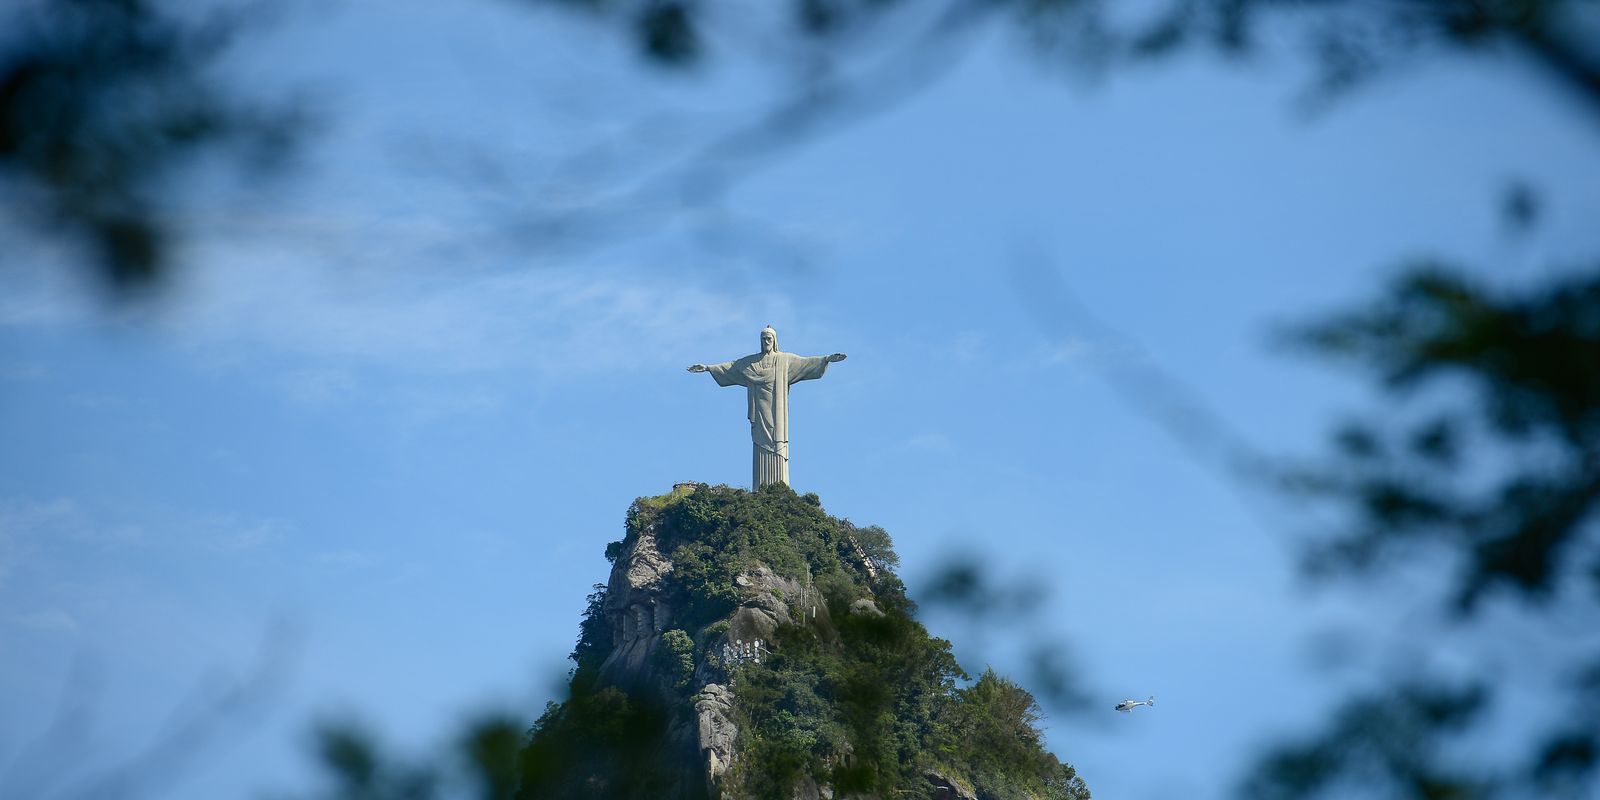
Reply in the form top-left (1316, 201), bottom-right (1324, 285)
top-left (687, 364), bottom-right (708, 373)
top-left (827, 353), bottom-right (847, 362)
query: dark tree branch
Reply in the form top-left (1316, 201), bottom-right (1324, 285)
top-left (1515, 22), bottom-right (1600, 125)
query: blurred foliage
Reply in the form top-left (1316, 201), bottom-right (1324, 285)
top-left (302, 715), bottom-right (524, 800)
top-left (537, 0), bottom-right (1600, 112)
top-left (10, 1), bottom-right (1596, 798)
top-left (1241, 266), bottom-right (1600, 799)
top-left (518, 686), bottom-right (684, 799)
top-left (0, 0), bottom-right (298, 291)
top-left (1288, 268), bottom-right (1600, 610)
top-left (1240, 681), bottom-right (1493, 800)
top-left (918, 555), bottom-right (1091, 714)
top-left (7, 0), bottom-right (1596, 290)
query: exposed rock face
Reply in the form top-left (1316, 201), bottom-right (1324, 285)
top-left (694, 683), bottom-right (737, 793)
top-left (849, 597), bottom-right (885, 618)
top-left (791, 775), bottom-right (823, 800)
top-left (597, 516), bottom-right (836, 797)
top-left (598, 521), bottom-right (674, 690)
top-left (924, 770), bottom-right (979, 800)
top-left (727, 565), bottom-right (802, 644)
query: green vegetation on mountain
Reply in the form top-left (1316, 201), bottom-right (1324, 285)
top-left (518, 483), bottom-right (1090, 800)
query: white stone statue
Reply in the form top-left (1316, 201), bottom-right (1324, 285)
top-left (688, 326), bottom-right (847, 490)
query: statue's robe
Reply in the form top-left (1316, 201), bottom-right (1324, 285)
top-left (705, 351), bottom-right (832, 489)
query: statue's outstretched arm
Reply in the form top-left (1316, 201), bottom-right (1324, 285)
top-left (826, 353), bottom-right (847, 362)
top-left (696, 361), bottom-right (746, 388)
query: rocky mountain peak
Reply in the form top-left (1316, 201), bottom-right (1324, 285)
top-left (517, 483), bottom-right (1089, 800)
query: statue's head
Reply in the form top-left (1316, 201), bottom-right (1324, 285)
top-left (760, 326), bottom-right (778, 354)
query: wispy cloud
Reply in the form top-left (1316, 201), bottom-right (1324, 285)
top-left (1029, 334), bottom-right (1151, 368)
top-left (0, 499), bottom-right (124, 589)
top-left (948, 331), bottom-right (990, 363)
top-left (311, 549), bottom-right (377, 570)
top-left (1044, 336), bottom-right (1095, 363)
top-left (0, 249), bottom-right (101, 328)
top-left (900, 432), bottom-right (955, 453)
top-left (388, 385), bottom-right (506, 428)
top-left (10, 608), bottom-right (80, 634)
top-left (66, 392), bottom-right (124, 409)
top-left (201, 517), bottom-right (289, 553)
top-left (10, 236), bottom-right (792, 362)
top-left (0, 498), bottom-right (290, 588)
top-left (0, 497), bottom-right (82, 533)
top-left (2, 215), bottom-right (828, 420)
top-left (277, 367), bottom-right (359, 406)
top-left (163, 259), bottom-right (781, 377)
top-left (0, 360), bottom-right (48, 382)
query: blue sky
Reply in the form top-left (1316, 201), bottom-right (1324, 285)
top-left (4, 2), bottom-right (1600, 798)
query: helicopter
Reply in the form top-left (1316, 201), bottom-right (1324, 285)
top-left (1114, 695), bottom-right (1155, 713)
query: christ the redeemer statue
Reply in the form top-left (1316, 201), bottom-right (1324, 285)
top-left (688, 326), bottom-right (847, 490)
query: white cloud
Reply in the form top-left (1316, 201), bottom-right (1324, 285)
top-left (1044, 336), bottom-right (1094, 363)
top-left (0, 499), bottom-right (75, 589)
top-left (1031, 334), bottom-right (1154, 369)
top-left (10, 608), bottom-right (80, 634)
top-left (0, 246), bottom-right (102, 329)
top-left (0, 498), bottom-right (290, 586)
top-left (311, 549), bottom-right (377, 570)
top-left (0, 498), bottom-right (82, 531)
top-left (66, 392), bottom-right (124, 409)
top-left (389, 385), bottom-right (506, 429)
top-left (145, 230), bottom-right (788, 380)
top-left (2, 215), bottom-right (826, 419)
top-left (900, 432), bottom-right (955, 453)
top-left (277, 368), bottom-right (359, 406)
top-left (202, 517), bottom-right (289, 552)
top-left (948, 331), bottom-right (989, 363)
top-left (0, 360), bottom-right (48, 382)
